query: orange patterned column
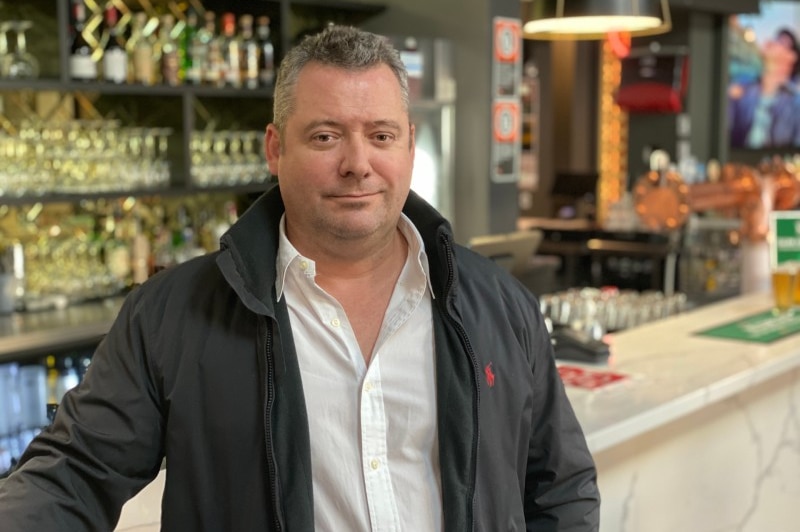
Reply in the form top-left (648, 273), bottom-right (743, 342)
top-left (597, 38), bottom-right (629, 225)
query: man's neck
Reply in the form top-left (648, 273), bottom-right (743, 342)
top-left (313, 227), bottom-right (407, 284)
top-left (761, 69), bottom-right (792, 95)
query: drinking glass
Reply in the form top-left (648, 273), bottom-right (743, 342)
top-left (771, 264), bottom-right (797, 315)
top-left (152, 127), bottom-right (172, 187)
top-left (241, 131), bottom-right (265, 183)
top-left (0, 22), bottom-right (11, 77)
top-left (211, 132), bottom-right (229, 186)
top-left (5, 21), bottom-right (39, 79)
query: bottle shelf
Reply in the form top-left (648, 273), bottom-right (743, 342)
top-left (0, 181), bottom-right (273, 207)
top-left (0, 0), bottom-right (386, 207)
top-left (0, 78), bottom-right (274, 98)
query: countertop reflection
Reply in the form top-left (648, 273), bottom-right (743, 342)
top-left (0, 298), bottom-right (124, 362)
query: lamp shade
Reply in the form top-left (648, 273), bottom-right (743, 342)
top-left (523, 0), bottom-right (672, 40)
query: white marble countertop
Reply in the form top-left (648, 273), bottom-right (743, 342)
top-left (565, 291), bottom-right (800, 454)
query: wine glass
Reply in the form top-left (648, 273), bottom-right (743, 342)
top-left (6, 21), bottom-right (39, 79)
top-left (225, 131), bottom-right (245, 185)
top-left (152, 127), bottom-right (173, 187)
top-left (0, 22), bottom-right (12, 77)
top-left (211, 131), bottom-right (229, 186)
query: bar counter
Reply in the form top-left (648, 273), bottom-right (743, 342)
top-left (0, 298), bottom-right (124, 363)
top-left (114, 291), bottom-right (800, 531)
top-left (2, 292), bottom-right (797, 530)
top-left (574, 291), bottom-right (799, 454)
top-left (566, 291), bottom-right (800, 531)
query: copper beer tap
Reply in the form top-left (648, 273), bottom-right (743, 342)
top-left (633, 152), bottom-right (800, 240)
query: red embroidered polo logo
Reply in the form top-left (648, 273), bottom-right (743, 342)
top-left (484, 363), bottom-right (495, 388)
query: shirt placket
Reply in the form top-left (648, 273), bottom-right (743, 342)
top-left (360, 359), bottom-right (401, 532)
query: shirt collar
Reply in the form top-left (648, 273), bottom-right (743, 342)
top-left (275, 213), bottom-right (433, 301)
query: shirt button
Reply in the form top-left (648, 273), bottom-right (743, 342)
top-left (299, 260), bottom-right (309, 271)
top-left (330, 318), bottom-right (341, 327)
top-left (364, 381), bottom-right (374, 392)
top-left (370, 459), bottom-right (380, 470)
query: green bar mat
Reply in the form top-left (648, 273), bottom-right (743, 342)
top-left (696, 310), bottom-right (800, 343)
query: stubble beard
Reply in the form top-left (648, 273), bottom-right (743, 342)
top-left (313, 196), bottom-right (403, 249)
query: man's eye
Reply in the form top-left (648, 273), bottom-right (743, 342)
top-left (375, 134), bottom-right (393, 142)
top-left (313, 134), bottom-right (333, 142)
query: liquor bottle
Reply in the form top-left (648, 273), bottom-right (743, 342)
top-left (220, 13), bottom-right (241, 88)
top-left (132, 12), bottom-right (155, 85)
top-left (151, 212), bottom-right (175, 274)
top-left (171, 205), bottom-right (206, 264)
top-left (69, 0), bottom-right (98, 81)
top-left (54, 355), bottom-right (80, 404)
top-left (17, 363), bottom-right (48, 430)
top-left (256, 16), bottom-right (275, 87)
top-left (239, 14), bottom-right (259, 89)
top-left (190, 10), bottom-right (215, 85)
top-left (157, 14), bottom-right (180, 86)
top-left (130, 215), bottom-right (151, 285)
top-left (103, 211), bottom-right (132, 287)
top-left (45, 355), bottom-right (59, 405)
top-left (201, 11), bottom-right (223, 86)
top-left (125, 10), bottom-right (143, 83)
top-left (102, 4), bottom-right (127, 84)
top-left (181, 8), bottom-right (200, 83)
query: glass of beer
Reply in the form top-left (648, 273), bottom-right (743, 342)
top-left (794, 267), bottom-right (800, 308)
top-left (771, 263), bottom-right (797, 314)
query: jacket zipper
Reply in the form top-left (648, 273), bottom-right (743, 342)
top-left (263, 318), bottom-right (282, 532)
top-left (440, 233), bottom-right (479, 532)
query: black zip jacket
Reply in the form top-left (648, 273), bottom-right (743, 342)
top-left (0, 186), bottom-right (600, 531)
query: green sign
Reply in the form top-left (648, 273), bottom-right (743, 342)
top-left (696, 310), bottom-right (800, 343)
top-left (770, 211), bottom-right (800, 268)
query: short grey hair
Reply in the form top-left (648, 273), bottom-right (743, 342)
top-left (272, 25), bottom-right (410, 136)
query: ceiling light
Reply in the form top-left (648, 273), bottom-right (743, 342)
top-left (522, 0), bottom-right (672, 40)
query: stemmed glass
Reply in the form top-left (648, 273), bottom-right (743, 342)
top-left (152, 127), bottom-right (173, 187)
top-left (243, 131), bottom-right (268, 183)
top-left (210, 132), bottom-right (229, 186)
top-left (5, 21), bottom-right (39, 79)
top-left (0, 22), bottom-right (11, 77)
top-left (226, 131), bottom-right (246, 185)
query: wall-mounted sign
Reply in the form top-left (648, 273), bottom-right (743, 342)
top-left (491, 17), bottom-right (522, 184)
top-left (492, 17), bottom-right (521, 98)
top-left (491, 98), bottom-right (520, 183)
top-left (494, 18), bottom-right (521, 63)
top-left (770, 211), bottom-right (800, 267)
top-left (493, 100), bottom-right (520, 143)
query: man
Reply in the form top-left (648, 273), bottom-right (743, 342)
top-left (729, 27), bottom-right (800, 148)
top-left (0, 25), bottom-right (599, 530)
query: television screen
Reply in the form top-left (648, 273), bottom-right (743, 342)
top-left (728, 1), bottom-right (800, 150)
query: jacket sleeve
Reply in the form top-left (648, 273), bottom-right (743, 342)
top-left (522, 291), bottom-right (601, 531)
top-left (0, 289), bottom-right (164, 531)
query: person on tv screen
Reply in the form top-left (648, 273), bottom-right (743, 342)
top-left (729, 27), bottom-right (800, 148)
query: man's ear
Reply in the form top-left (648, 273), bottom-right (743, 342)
top-left (265, 124), bottom-right (281, 177)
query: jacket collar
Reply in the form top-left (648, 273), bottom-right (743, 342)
top-left (217, 185), bottom-right (457, 315)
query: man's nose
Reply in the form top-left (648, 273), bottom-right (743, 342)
top-left (338, 137), bottom-right (371, 178)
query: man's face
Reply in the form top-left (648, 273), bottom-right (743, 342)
top-left (265, 62), bottom-right (415, 255)
top-left (763, 37), bottom-right (797, 77)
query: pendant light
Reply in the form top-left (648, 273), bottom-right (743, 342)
top-left (522, 0), bottom-right (672, 40)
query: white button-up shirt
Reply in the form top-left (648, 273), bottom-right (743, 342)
top-left (276, 214), bottom-right (442, 532)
